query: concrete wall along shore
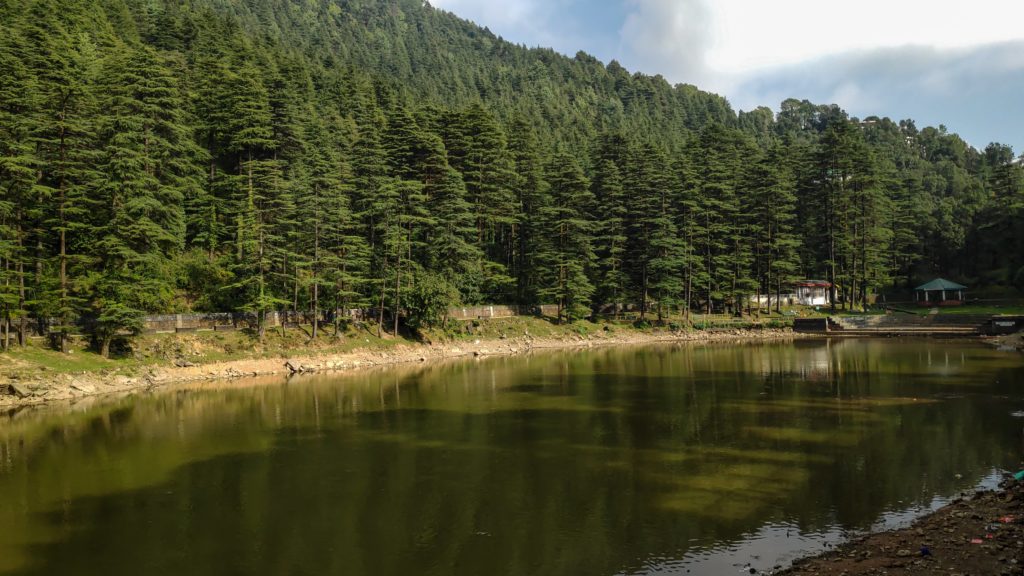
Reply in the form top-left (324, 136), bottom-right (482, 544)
top-left (26, 305), bottom-right (564, 337)
top-left (146, 305), bottom-right (562, 332)
top-left (28, 304), bottom-right (799, 338)
top-left (446, 304), bottom-right (559, 320)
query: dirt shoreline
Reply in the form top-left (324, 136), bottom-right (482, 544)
top-left (777, 476), bottom-right (1024, 576)
top-left (0, 327), bottom-right (807, 409)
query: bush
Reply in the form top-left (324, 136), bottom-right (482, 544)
top-left (404, 271), bottom-right (461, 333)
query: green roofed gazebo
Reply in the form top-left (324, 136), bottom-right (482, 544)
top-left (914, 278), bottom-right (967, 306)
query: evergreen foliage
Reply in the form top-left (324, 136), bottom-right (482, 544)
top-left (0, 0), bottom-right (1019, 353)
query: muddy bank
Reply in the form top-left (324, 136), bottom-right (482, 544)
top-left (779, 475), bottom-right (1024, 576)
top-left (0, 327), bottom-right (805, 408)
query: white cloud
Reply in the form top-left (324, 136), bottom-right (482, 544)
top-left (614, 0), bottom-right (1024, 91)
top-left (707, 0), bottom-right (1024, 74)
top-left (618, 0), bottom-right (715, 85)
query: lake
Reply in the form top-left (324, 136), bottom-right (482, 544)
top-left (1, 338), bottom-right (1022, 575)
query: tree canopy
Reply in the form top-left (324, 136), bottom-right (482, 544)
top-left (0, 0), bottom-right (1021, 352)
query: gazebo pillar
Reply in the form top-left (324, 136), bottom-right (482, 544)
top-left (941, 290), bottom-right (946, 302)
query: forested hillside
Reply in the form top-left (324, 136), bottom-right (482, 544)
top-left (0, 0), bottom-right (1022, 354)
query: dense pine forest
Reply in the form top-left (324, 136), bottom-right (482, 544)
top-left (1, 0), bottom-right (1023, 354)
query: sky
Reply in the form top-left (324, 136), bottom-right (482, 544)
top-left (428, 0), bottom-right (1024, 153)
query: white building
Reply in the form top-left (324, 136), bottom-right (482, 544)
top-left (794, 280), bottom-right (832, 306)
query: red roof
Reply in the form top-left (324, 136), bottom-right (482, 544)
top-left (795, 280), bottom-right (831, 287)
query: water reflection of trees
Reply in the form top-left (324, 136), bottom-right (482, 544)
top-left (0, 341), bottom-right (1021, 575)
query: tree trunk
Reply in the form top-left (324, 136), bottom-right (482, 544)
top-left (848, 246), bottom-right (857, 312)
top-left (291, 260), bottom-right (299, 325)
top-left (861, 212), bottom-right (870, 310)
top-left (393, 250), bottom-right (401, 337)
top-left (705, 214), bottom-right (713, 315)
top-left (208, 153), bottom-right (217, 259)
top-left (377, 257), bottom-right (387, 338)
top-left (17, 257), bottom-right (25, 347)
top-left (640, 265), bottom-right (648, 321)
top-left (58, 219), bottom-right (69, 353)
top-left (59, 181), bottom-right (69, 353)
top-left (312, 284), bottom-right (319, 340)
top-left (312, 197), bottom-right (320, 340)
top-left (828, 218), bottom-right (837, 314)
top-left (731, 252), bottom-right (738, 317)
top-left (338, 259), bottom-right (349, 337)
top-left (100, 335), bottom-right (112, 359)
top-left (684, 255), bottom-right (692, 327)
top-left (3, 258), bottom-right (9, 350)
top-left (765, 216), bottom-right (773, 315)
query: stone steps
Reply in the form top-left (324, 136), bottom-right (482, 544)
top-left (836, 328), bottom-right (981, 336)
top-left (835, 315), bottom-right (989, 330)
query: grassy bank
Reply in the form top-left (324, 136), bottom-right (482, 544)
top-left (0, 315), bottom-right (804, 407)
top-left (0, 315), bottom-right (796, 376)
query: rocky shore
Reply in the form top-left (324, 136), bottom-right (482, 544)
top-left (778, 475), bottom-right (1024, 576)
top-left (991, 331), bottom-right (1024, 352)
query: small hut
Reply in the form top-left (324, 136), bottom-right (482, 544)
top-left (914, 278), bottom-right (966, 306)
top-left (795, 280), bottom-right (832, 306)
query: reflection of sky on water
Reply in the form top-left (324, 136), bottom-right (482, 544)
top-left (632, 521), bottom-right (847, 575)
top-left (634, 469), bottom-right (1006, 574)
top-left (865, 469), bottom-right (1005, 533)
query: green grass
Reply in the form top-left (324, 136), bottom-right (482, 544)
top-left (834, 308), bottom-right (889, 317)
top-left (0, 341), bottom-right (130, 374)
top-left (0, 312), bottom-right (799, 379)
top-left (0, 321), bottom-right (414, 377)
top-left (931, 304), bottom-right (1024, 315)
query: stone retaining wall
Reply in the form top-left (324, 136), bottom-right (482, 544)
top-left (23, 305), bottom-right (565, 336)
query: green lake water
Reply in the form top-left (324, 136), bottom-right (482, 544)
top-left (1, 338), bottom-right (1023, 575)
